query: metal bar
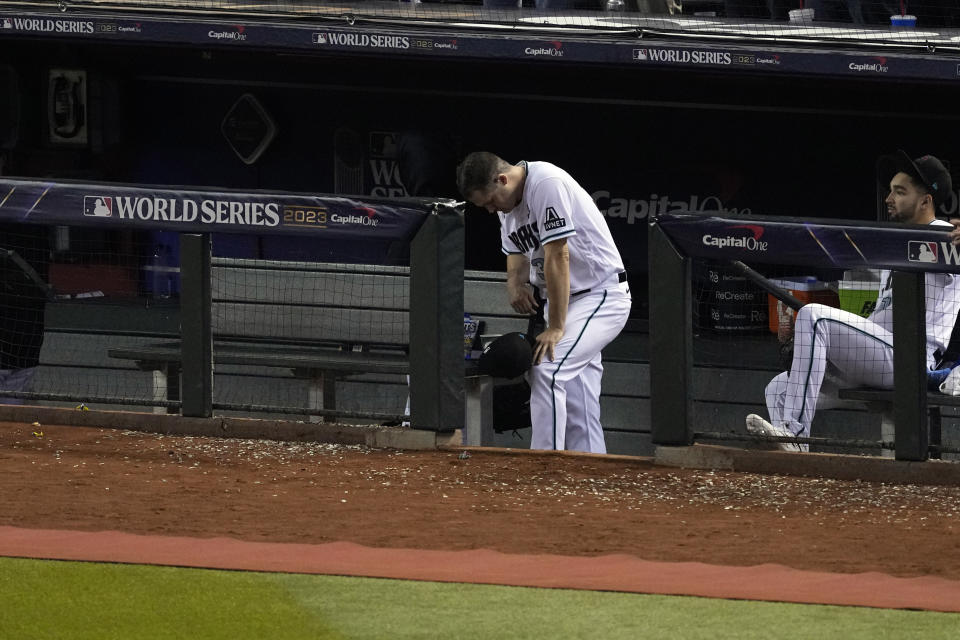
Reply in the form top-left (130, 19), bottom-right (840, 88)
top-left (695, 430), bottom-right (889, 450)
top-left (0, 390), bottom-right (180, 409)
top-left (697, 430), bottom-right (960, 456)
top-left (648, 221), bottom-right (693, 446)
top-left (211, 402), bottom-right (405, 422)
top-left (179, 233), bottom-right (213, 418)
top-left (930, 407), bottom-right (943, 460)
top-left (892, 271), bottom-right (927, 461)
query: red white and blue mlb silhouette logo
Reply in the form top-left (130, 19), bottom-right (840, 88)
top-left (908, 241), bottom-right (938, 263)
top-left (83, 196), bottom-right (113, 217)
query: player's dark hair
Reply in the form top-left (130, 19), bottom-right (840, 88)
top-left (456, 152), bottom-right (510, 198)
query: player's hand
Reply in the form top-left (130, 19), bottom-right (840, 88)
top-left (508, 283), bottom-right (539, 315)
top-left (777, 322), bottom-right (794, 344)
top-left (949, 219), bottom-right (960, 246)
top-left (533, 327), bottom-right (563, 365)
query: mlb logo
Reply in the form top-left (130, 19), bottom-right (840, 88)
top-left (83, 196), bottom-right (113, 217)
top-left (312, 32), bottom-right (326, 44)
top-left (2, 18), bottom-right (12, 29)
top-left (632, 49), bottom-right (648, 61)
top-left (908, 241), bottom-right (938, 263)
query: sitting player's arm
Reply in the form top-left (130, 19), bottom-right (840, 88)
top-left (506, 254), bottom-right (538, 314)
top-left (534, 238), bottom-right (570, 364)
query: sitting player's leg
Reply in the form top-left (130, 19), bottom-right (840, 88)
top-left (781, 303), bottom-right (893, 437)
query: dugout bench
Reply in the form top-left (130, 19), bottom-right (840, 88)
top-left (835, 270), bottom-right (960, 460)
top-left (107, 251), bottom-right (530, 445)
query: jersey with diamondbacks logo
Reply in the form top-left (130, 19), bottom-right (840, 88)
top-left (499, 161), bottom-right (624, 296)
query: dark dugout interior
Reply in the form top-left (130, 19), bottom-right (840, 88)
top-left (4, 39), bottom-right (960, 314)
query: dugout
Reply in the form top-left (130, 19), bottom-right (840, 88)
top-left (3, 3), bottom-right (960, 306)
top-left (3, 1), bottom-right (960, 454)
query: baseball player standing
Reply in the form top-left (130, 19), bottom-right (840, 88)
top-left (748, 151), bottom-right (960, 451)
top-left (457, 152), bottom-right (631, 453)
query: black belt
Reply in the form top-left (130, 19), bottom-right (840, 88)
top-left (570, 272), bottom-right (627, 298)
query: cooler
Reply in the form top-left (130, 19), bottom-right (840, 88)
top-left (838, 280), bottom-right (880, 318)
top-left (767, 277), bottom-right (839, 334)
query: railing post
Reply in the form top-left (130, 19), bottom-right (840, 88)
top-left (648, 221), bottom-right (693, 446)
top-left (892, 270), bottom-right (927, 461)
top-left (179, 233), bottom-right (212, 418)
top-left (409, 205), bottom-right (464, 432)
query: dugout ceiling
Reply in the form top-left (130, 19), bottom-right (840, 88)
top-left (3, 4), bottom-right (960, 277)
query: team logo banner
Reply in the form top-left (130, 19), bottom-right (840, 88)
top-left (0, 177), bottom-right (446, 241)
top-left (657, 212), bottom-right (960, 272)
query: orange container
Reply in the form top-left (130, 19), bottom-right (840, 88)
top-left (766, 278), bottom-right (839, 334)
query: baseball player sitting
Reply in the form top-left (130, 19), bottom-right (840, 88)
top-left (456, 152), bottom-right (631, 453)
top-left (747, 151), bottom-right (960, 451)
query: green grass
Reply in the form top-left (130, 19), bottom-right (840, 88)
top-left (0, 557), bottom-right (957, 639)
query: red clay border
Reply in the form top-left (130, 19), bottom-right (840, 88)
top-left (1, 526), bottom-right (959, 613)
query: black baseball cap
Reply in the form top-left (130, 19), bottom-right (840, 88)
top-left (879, 150), bottom-right (953, 208)
top-left (478, 332), bottom-right (533, 379)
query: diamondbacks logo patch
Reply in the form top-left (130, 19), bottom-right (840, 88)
top-left (543, 206), bottom-right (566, 231)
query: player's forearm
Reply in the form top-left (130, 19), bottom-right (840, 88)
top-left (506, 254), bottom-right (529, 289)
top-left (544, 244), bottom-right (570, 332)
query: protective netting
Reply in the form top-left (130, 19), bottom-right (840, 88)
top-left (210, 258), bottom-right (410, 421)
top-left (0, 220), bottom-right (415, 422)
top-left (692, 256), bottom-right (960, 459)
top-left (41, 0), bottom-right (960, 43)
top-left (1, 221), bottom-right (165, 409)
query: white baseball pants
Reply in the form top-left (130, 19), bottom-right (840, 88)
top-left (529, 279), bottom-right (631, 453)
top-left (765, 303), bottom-right (894, 438)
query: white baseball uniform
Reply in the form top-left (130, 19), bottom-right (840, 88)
top-left (499, 161), bottom-right (631, 453)
top-left (764, 219), bottom-right (960, 438)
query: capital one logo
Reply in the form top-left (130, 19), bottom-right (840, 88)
top-left (702, 224), bottom-right (768, 251)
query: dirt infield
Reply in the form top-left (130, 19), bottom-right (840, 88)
top-left (3, 421), bottom-right (960, 585)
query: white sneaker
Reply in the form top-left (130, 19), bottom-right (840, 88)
top-left (745, 414), bottom-right (807, 452)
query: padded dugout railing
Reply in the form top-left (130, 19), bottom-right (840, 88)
top-left (649, 213), bottom-right (942, 462)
